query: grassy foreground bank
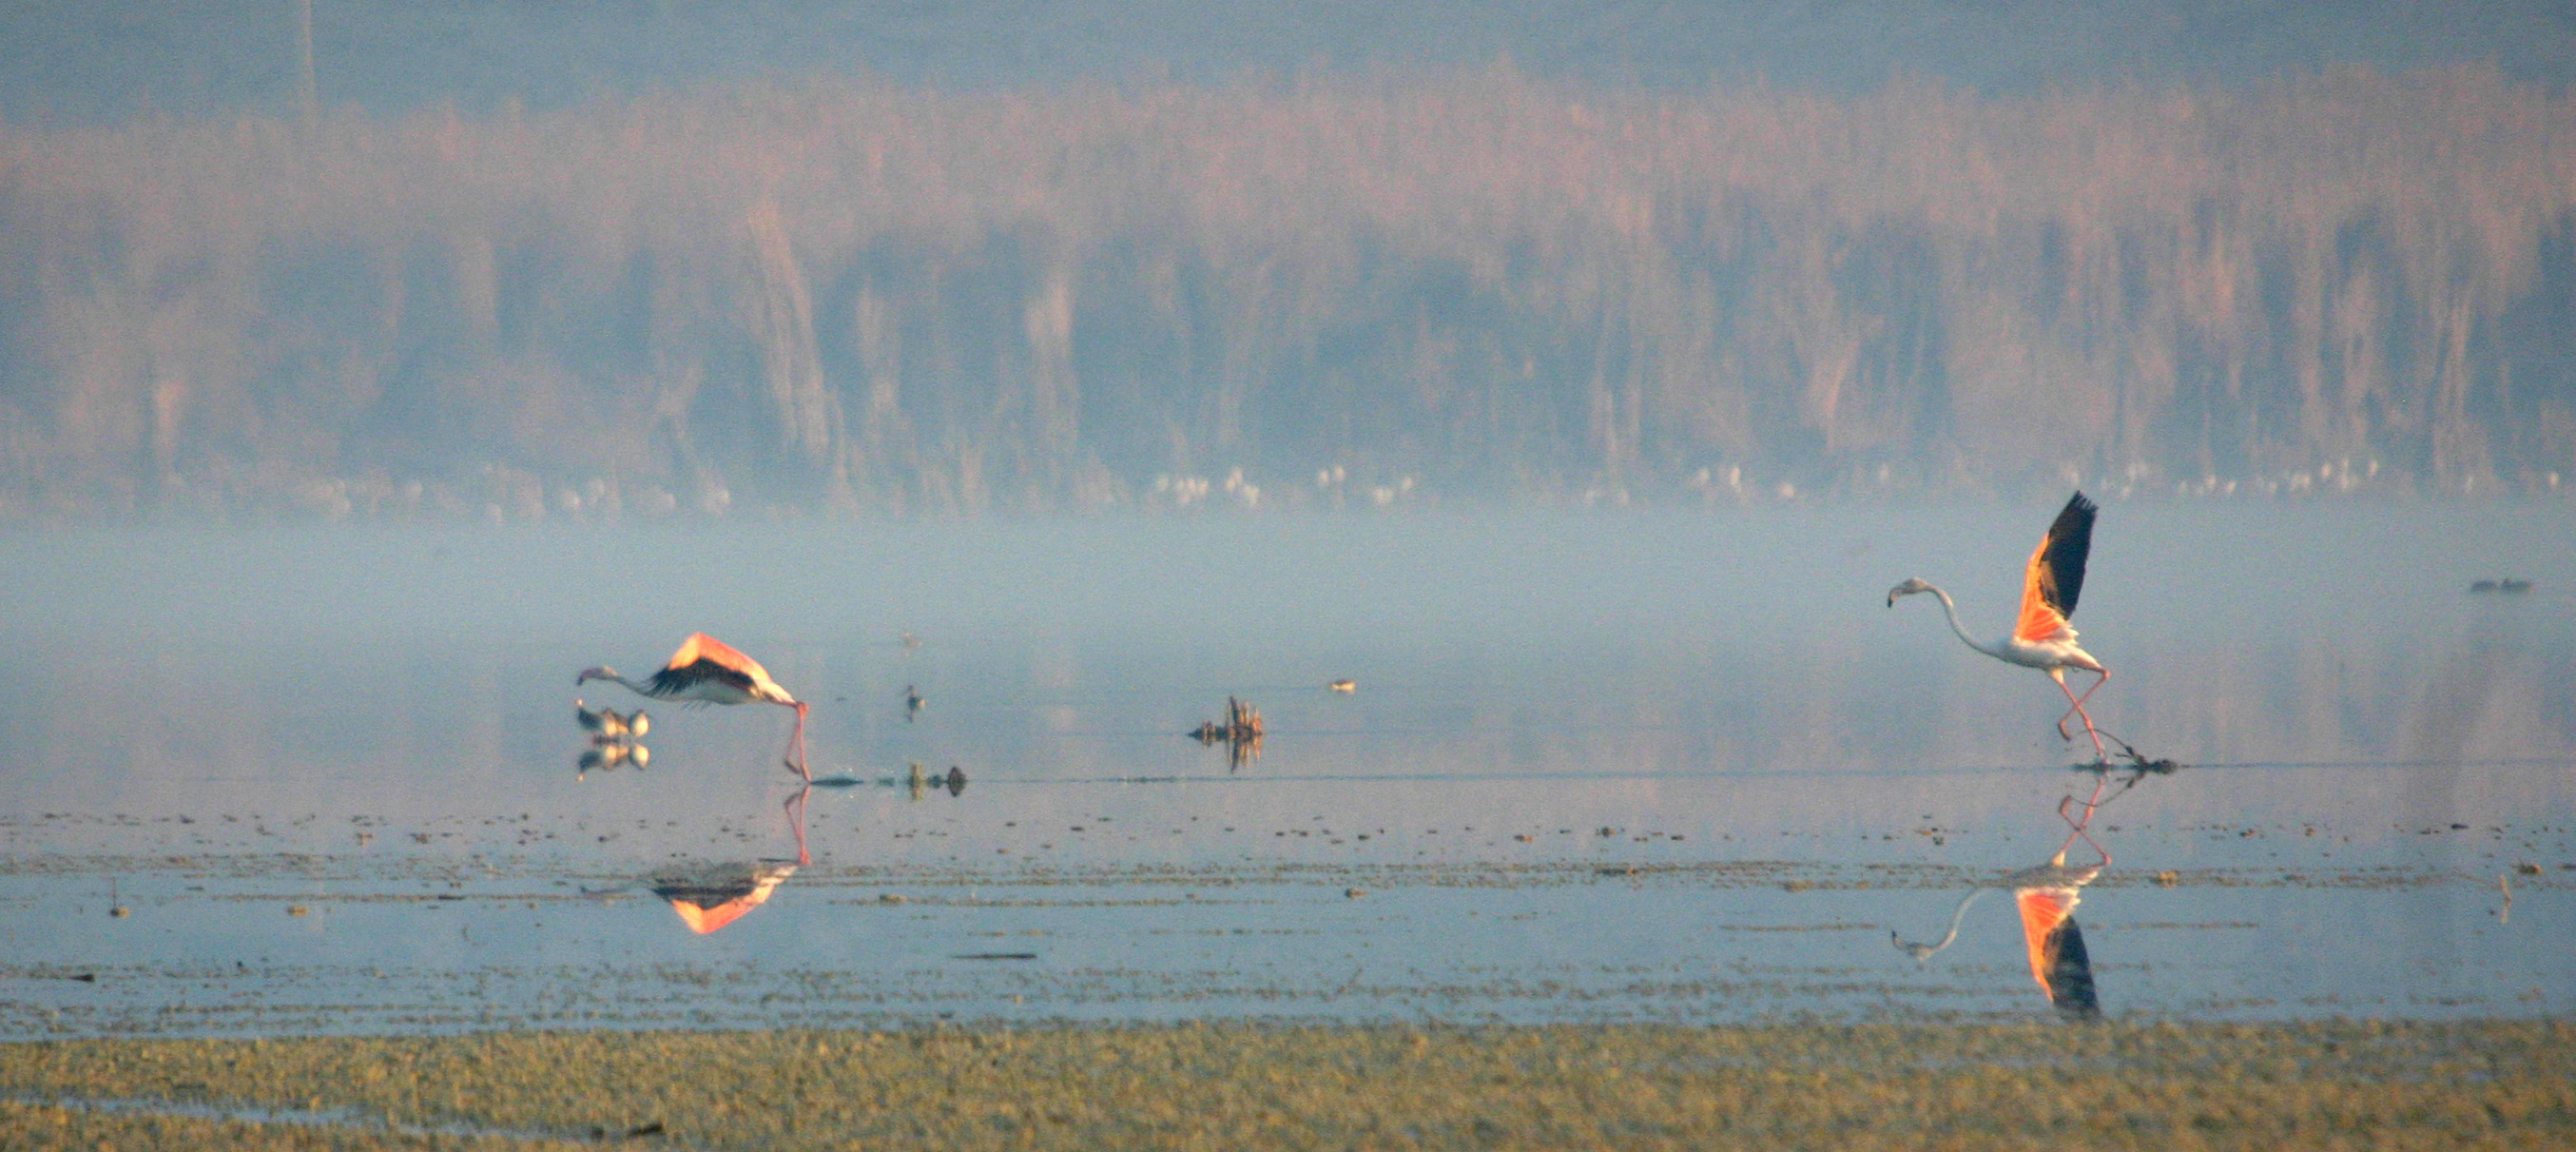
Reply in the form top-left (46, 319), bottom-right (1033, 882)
top-left (4, 1019), bottom-right (2572, 1150)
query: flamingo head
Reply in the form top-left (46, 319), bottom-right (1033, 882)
top-left (1890, 931), bottom-right (1939, 962)
top-left (576, 665), bottom-right (617, 685)
top-left (1886, 577), bottom-right (1935, 607)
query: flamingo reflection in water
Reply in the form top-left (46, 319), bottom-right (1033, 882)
top-left (579, 633), bottom-right (811, 781)
top-left (1894, 787), bottom-right (2110, 1020)
top-left (644, 785), bottom-right (814, 936)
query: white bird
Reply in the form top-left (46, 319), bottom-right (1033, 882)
top-left (574, 698), bottom-right (629, 741)
top-left (579, 633), bottom-right (810, 780)
top-left (1888, 492), bottom-right (2109, 761)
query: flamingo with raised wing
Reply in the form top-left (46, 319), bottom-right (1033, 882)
top-left (579, 633), bottom-right (810, 780)
top-left (1888, 492), bottom-right (2109, 761)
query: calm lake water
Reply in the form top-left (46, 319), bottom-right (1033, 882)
top-left (2, 502), bottom-right (2571, 1036)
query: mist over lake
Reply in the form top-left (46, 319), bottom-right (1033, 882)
top-left (2, 10), bottom-right (2573, 1147)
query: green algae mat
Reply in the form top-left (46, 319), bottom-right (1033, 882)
top-left (5, 1020), bottom-right (2572, 1150)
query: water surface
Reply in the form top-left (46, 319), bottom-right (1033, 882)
top-left (2, 503), bottom-right (2570, 1035)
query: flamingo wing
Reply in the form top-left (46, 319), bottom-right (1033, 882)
top-left (2014, 886), bottom-right (2081, 992)
top-left (2013, 885), bottom-right (2101, 1016)
top-left (648, 633), bottom-right (766, 697)
top-left (2013, 491), bottom-right (2096, 644)
top-left (653, 864), bottom-right (797, 934)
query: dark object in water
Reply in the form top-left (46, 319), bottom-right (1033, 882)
top-left (955, 952), bottom-right (1037, 961)
top-left (808, 774), bottom-right (866, 789)
top-left (905, 684), bottom-right (924, 719)
top-left (945, 765), bottom-right (968, 796)
top-left (1189, 696), bottom-right (1266, 769)
top-left (2079, 732), bottom-right (2180, 784)
top-left (2469, 578), bottom-right (2533, 594)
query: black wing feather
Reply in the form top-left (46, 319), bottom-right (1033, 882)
top-left (2040, 491), bottom-right (2097, 619)
top-left (2042, 915), bottom-right (2101, 1019)
top-left (649, 660), bottom-right (757, 697)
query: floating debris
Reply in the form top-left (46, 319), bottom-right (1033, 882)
top-left (1190, 696), bottom-right (1265, 743)
top-left (2469, 578), bottom-right (2534, 594)
top-left (1327, 679), bottom-right (1357, 693)
top-left (1189, 696), bottom-right (1265, 770)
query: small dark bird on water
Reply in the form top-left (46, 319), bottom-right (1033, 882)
top-left (905, 685), bottom-right (923, 720)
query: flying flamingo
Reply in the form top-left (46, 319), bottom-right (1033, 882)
top-left (578, 633), bottom-right (810, 780)
top-left (1888, 491), bottom-right (2108, 761)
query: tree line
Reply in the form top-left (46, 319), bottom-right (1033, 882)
top-left (1, 65), bottom-right (2569, 519)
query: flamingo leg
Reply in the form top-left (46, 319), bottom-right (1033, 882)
top-left (784, 701), bottom-right (811, 782)
top-left (2053, 774), bottom-right (2112, 867)
top-left (2049, 668), bottom-right (2107, 763)
top-left (2053, 668), bottom-right (2110, 741)
top-left (784, 784), bottom-right (812, 867)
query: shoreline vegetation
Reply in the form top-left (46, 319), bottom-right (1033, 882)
top-left (3, 67), bottom-right (2573, 521)
top-left (3, 1019), bottom-right (2571, 1149)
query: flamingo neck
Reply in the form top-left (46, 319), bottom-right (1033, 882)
top-left (1932, 887), bottom-right (1985, 946)
top-left (1921, 583), bottom-right (2006, 658)
top-left (597, 673), bottom-right (660, 698)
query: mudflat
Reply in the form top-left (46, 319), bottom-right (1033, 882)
top-left (4, 1019), bottom-right (2571, 1150)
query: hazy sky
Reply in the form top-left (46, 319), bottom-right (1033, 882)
top-left (4, 0), bottom-right (2571, 123)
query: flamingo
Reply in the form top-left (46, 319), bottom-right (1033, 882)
top-left (1888, 491), bottom-right (2109, 762)
top-left (578, 633), bottom-right (810, 780)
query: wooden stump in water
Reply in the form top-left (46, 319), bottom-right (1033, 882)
top-left (1188, 696), bottom-right (1266, 769)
